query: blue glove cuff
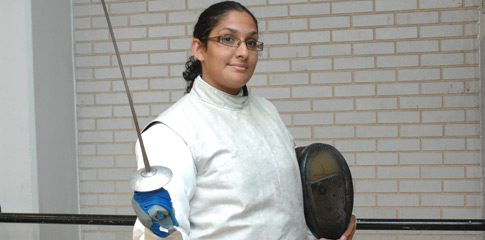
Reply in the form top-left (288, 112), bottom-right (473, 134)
top-left (133, 188), bottom-right (179, 238)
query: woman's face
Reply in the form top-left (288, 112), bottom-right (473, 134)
top-left (193, 10), bottom-right (259, 95)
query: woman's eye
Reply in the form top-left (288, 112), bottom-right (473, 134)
top-left (222, 35), bottom-right (235, 43)
top-left (246, 39), bottom-right (257, 47)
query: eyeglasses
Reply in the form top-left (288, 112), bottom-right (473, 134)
top-left (207, 34), bottom-right (264, 52)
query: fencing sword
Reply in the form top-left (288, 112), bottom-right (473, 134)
top-left (100, 0), bottom-right (172, 192)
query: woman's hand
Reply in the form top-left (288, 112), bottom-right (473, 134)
top-left (319, 214), bottom-right (356, 240)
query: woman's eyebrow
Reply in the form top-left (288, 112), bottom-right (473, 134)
top-left (217, 27), bottom-right (258, 36)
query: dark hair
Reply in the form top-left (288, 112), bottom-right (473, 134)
top-left (182, 1), bottom-right (258, 93)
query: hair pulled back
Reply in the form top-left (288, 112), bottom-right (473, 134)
top-left (182, 1), bottom-right (258, 93)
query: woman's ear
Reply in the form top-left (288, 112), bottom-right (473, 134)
top-left (191, 38), bottom-right (205, 62)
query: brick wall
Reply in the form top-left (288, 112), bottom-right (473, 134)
top-left (73, 0), bottom-right (482, 239)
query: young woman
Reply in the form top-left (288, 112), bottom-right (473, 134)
top-left (132, 1), bottom-right (356, 239)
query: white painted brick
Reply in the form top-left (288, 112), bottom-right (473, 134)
top-left (313, 99), bottom-right (353, 111)
top-left (94, 41), bottom-right (130, 53)
top-left (378, 111), bottom-right (420, 123)
top-left (396, 40), bottom-right (438, 53)
top-left (74, 18), bottom-right (91, 30)
top-left (272, 100), bottom-right (311, 112)
top-left (399, 180), bottom-right (442, 192)
top-left (443, 67), bottom-right (479, 79)
top-left (113, 53), bottom-right (149, 65)
top-left (288, 127), bottom-right (311, 139)
top-left (76, 94), bottom-right (95, 107)
top-left (270, 46), bottom-right (310, 58)
top-left (398, 68), bottom-right (440, 81)
top-left (314, 125), bottom-right (355, 139)
top-left (421, 166), bottom-right (465, 178)
top-left (113, 28), bottom-right (147, 40)
top-left (293, 113), bottom-right (333, 125)
top-left (110, 2), bottom-right (146, 14)
top-left (444, 180), bottom-right (481, 192)
top-left (76, 56), bottom-right (111, 68)
top-left (169, 11), bottom-right (199, 24)
top-left (311, 71), bottom-right (352, 84)
top-left (290, 3), bottom-right (330, 16)
top-left (130, 13), bottom-right (166, 26)
top-left (267, 18), bottom-right (307, 31)
top-left (335, 84), bottom-right (375, 97)
top-left (94, 68), bottom-right (125, 79)
top-left (98, 193), bottom-right (131, 205)
top-left (269, 73), bottom-right (308, 85)
top-left (78, 106), bottom-right (113, 118)
top-left (334, 56), bottom-right (374, 69)
top-left (355, 180), bottom-right (397, 193)
top-left (421, 53), bottom-right (464, 66)
top-left (420, 25), bottom-right (463, 38)
top-left (352, 167), bottom-right (378, 179)
top-left (169, 38), bottom-right (192, 50)
top-left (353, 42), bottom-right (395, 55)
top-left (466, 165), bottom-right (482, 178)
top-left (377, 166), bottom-right (419, 179)
top-left (400, 96), bottom-right (442, 109)
top-left (149, 25), bottom-right (186, 38)
top-left (444, 151), bottom-right (480, 164)
top-left (378, 83), bottom-right (419, 96)
top-left (78, 144), bottom-right (96, 155)
top-left (290, 31), bottom-right (330, 44)
top-left (256, 60), bottom-right (290, 73)
top-left (148, 0), bottom-right (186, 11)
top-left (80, 181), bottom-right (115, 193)
top-left (441, 10), bottom-right (479, 23)
top-left (311, 44), bottom-right (351, 57)
top-left (464, 0), bottom-right (482, 6)
top-left (399, 152), bottom-right (443, 165)
top-left (352, 14), bottom-right (393, 27)
top-left (75, 29), bottom-right (109, 41)
top-left (73, 4), bottom-right (104, 17)
top-left (332, 29), bottom-right (374, 42)
top-left (79, 156), bottom-right (114, 168)
top-left (378, 139), bottom-right (420, 151)
top-left (445, 124), bottom-right (480, 136)
top-left (79, 131), bottom-right (113, 143)
top-left (466, 194), bottom-right (481, 207)
top-left (377, 55), bottom-right (419, 68)
top-left (421, 82), bottom-right (464, 94)
top-left (376, 27), bottom-right (417, 40)
top-left (356, 207), bottom-right (397, 218)
top-left (465, 52), bottom-right (478, 64)
top-left (334, 139), bottom-right (376, 152)
top-left (466, 137), bottom-right (480, 150)
top-left (396, 12), bottom-right (439, 24)
top-left (113, 105), bottom-right (150, 118)
top-left (97, 169), bottom-right (133, 181)
top-left (444, 95), bottom-right (479, 108)
top-left (113, 79), bottom-right (148, 92)
top-left (376, 0), bottom-right (417, 11)
top-left (356, 98), bottom-right (397, 110)
top-left (354, 193), bottom-right (376, 206)
top-left (78, 119), bottom-right (95, 131)
top-left (132, 65), bottom-right (169, 78)
top-left (132, 40), bottom-right (168, 51)
top-left (442, 208), bottom-right (482, 219)
top-left (422, 194), bottom-right (464, 206)
top-left (292, 58), bottom-right (332, 71)
top-left (92, 16), bottom-right (128, 28)
top-left (252, 87), bottom-right (290, 99)
top-left (419, 0), bottom-right (462, 9)
top-left (356, 125), bottom-right (398, 138)
top-left (95, 92), bottom-right (127, 105)
top-left (422, 110), bottom-right (465, 122)
top-left (76, 69), bottom-right (94, 80)
top-left (466, 109), bottom-right (480, 122)
top-left (357, 152), bottom-right (398, 165)
top-left (399, 208), bottom-right (441, 219)
top-left (377, 194), bottom-right (419, 206)
top-left (133, 91), bottom-right (170, 103)
top-left (260, 33), bottom-right (289, 45)
top-left (77, 81), bottom-right (111, 93)
top-left (422, 138), bottom-right (466, 150)
top-left (331, 1), bottom-right (373, 14)
top-left (97, 118), bottom-right (132, 130)
top-left (251, 5), bottom-right (288, 18)
top-left (292, 86), bottom-right (332, 98)
top-left (335, 112), bottom-right (376, 124)
top-left (115, 155), bottom-right (137, 168)
top-left (151, 78), bottom-right (186, 90)
top-left (465, 22), bottom-right (479, 36)
top-left (400, 124), bottom-right (443, 137)
top-left (150, 51), bottom-right (186, 64)
top-left (80, 193), bottom-right (97, 204)
top-left (310, 16), bottom-right (350, 29)
top-left (354, 70), bottom-right (395, 82)
top-left (97, 143), bottom-right (133, 155)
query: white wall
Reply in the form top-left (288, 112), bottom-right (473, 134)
top-left (0, 0), bottom-right (79, 239)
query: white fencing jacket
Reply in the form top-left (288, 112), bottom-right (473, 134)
top-left (133, 76), bottom-right (315, 240)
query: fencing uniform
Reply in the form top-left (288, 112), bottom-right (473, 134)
top-left (133, 76), bottom-right (315, 240)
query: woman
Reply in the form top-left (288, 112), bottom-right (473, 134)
top-left (132, 1), bottom-right (356, 239)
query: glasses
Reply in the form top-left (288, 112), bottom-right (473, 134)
top-left (207, 34), bottom-right (264, 52)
